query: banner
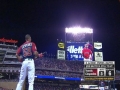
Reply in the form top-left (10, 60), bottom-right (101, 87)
top-left (66, 42), bottom-right (93, 61)
top-left (36, 75), bottom-right (80, 81)
top-left (57, 50), bottom-right (65, 60)
top-left (94, 42), bottom-right (102, 50)
top-left (0, 38), bottom-right (18, 43)
top-left (94, 52), bottom-right (103, 61)
top-left (57, 42), bottom-right (65, 50)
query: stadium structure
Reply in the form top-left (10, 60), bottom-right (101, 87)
top-left (0, 43), bottom-right (23, 89)
top-left (0, 43), bottom-right (108, 90)
top-left (0, 43), bottom-right (83, 90)
top-left (0, 38), bottom-right (120, 90)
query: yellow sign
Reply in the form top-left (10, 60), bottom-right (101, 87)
top-left (84, 77), bottom-right (114, 80)
top-left (58, 42), bottom-right (64, 49)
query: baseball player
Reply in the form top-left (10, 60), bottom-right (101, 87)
top-left (16, 34), bottom-right (41, 90)
top-left (82, 44), bottom-right (92, 61)
top-left (86, 41), bottom-right (93, 51)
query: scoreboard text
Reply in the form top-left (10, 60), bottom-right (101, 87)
top-left (84, 61), bottom-right (115, 81)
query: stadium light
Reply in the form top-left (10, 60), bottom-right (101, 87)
top-left (65, 27), bottom-right (93, 34)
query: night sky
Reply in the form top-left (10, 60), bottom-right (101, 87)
top-left (0, 0), bottom-right (120, 69)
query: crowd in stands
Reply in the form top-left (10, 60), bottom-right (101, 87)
top-left (35, 58), bottom-right (84, 72)
top-left (1, 58), bottom-right (120, 80)
top-left (115, 73), bottom-right (120, 80)
top-left (36, 70), bottom-right (81, 78)
top-left (0, 58), bottom-right (84, 73)
top-left (115, 70), bottom-right (120, 80)
top-left (33, 83), bottom-right (78, 90)
top-left (0, 58), bottom-right (84, 78)
top-left (35, 58), bottom-right (83, 78)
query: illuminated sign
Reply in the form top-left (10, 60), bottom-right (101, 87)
top-left (0, 38), bottom-right (18, 43)
top-left (66, 42), bottom-right (84, 60)
top-left (67, 45), bottom-right (83, 53)
top-left (94, 52), bottom-right (103, 61)
top-left (94, 42), bottom-right (102, 50)
top-left (58, 42), bottom-right (64, 49)
top-left (57, 50), bottom-right (65, 60)
top-left (66, 42), bottom-right (93, 61)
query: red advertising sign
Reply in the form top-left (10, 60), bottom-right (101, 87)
top-left (0, 38), bottom-right (18, 43)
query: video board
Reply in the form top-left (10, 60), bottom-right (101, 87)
top-left (84, 61), bottom-right (115, 81)
top-left (66, 42), bottom-right (93, 61)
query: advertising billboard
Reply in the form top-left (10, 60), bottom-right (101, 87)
top-left (94, 52), bottom-right (103, 61)
top-left (94, 42), bottom-right (103, 61)
top-left (94, 42), bottom-right (102, 50)
top-left (57, 41), bottom-right (65, 60)
top-left (57, 42), bottom-right (65, 50)
top-left (66, 42), bottom-right (93, 61)
top-left (57, 50), bottom-right (65, 60)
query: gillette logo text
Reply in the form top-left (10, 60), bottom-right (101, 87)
top-left (67, 45), bottom-right (83, 53)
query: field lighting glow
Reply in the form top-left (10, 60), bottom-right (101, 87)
top-left (65, 27), bottom-right (93, 34)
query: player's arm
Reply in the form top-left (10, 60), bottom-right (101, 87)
top-left (16, 46), bottom-right (22, 62)
top-left (90, 50), bottom-right (92, 56)
top-left (89, 49), bottom-right (93, 60)
top-left (32, 42), bottom-right (39, 57)
top-left (32, 42), bottom-right (44, 58)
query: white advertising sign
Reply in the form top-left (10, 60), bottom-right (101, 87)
top-left (94, 42), bottom-right (102, 50)
top-left (57, 50), bottom-right (65, 60)
top-left (94, 52), bottom-right (103, 61)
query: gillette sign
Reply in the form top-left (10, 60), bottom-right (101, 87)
top-left (67, 46), bottom-right (83, 53)
top-left (66, 42), bottom-right (85, 60)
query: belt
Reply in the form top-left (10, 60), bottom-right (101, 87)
top-left (28, 58), bottom-right (32, 60)
top-left (24, 58), bottom-right (33, 61)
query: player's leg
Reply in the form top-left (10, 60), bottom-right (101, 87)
top-left (27, 60), bottom-right (35, 90)
top-left (16, 61), bottom-right (27, 90)
top-left (100, 87), bottom-right (104, 90)
top-left (103, 87), bottom-right (105, 90)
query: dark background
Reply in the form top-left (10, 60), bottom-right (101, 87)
top-left (0, 0), bottom-right (120, 69)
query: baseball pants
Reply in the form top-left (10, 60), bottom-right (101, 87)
top-left (16, 59), bottom-right (35, 90)
top-left (84, 58), bottom-right (91, 61)
top-left (100, 87), bottom-right (104, 90)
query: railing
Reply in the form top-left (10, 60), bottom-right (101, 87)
top-left (36, 75), bottom-right (81, 81)
top-left (5, 55), bottom-right (16, 58)
top-left (2, 51), bottom-right (7, 64)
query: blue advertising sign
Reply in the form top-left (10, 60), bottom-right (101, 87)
top-left (66, 42), bottom-right (93, 61)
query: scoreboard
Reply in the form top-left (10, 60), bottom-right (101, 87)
top-left (84, 61), bottom-right (115, 81)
